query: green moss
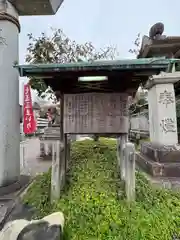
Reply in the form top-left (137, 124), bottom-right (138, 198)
top-left (23, 139), bottom-right (180, 240)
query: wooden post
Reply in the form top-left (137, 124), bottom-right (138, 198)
top-left (51, 140), bottom-right (60, 202)
top-left (65, 134), bottom-right (71, 172)
top-left (117, 134), bottom-right (127, 180)
top-left (124, 142), bottom-right (135, 201)
top-left (51, 94), bottom-right (65, 202)
top-left (60, 95), bottom-right (66, 190)
top-left (117, 137), bottom-right (121, 173)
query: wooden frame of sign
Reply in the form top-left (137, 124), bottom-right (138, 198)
top-left (64, 92), bottom-right (129, 134)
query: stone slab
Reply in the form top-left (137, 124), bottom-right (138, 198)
top-left (0, 199), bottom-right (16, 231)
top-left (4, 203), bottom-right (36, 224)
top-left (141, 173), bottom-right (180, 191)
top-left (0, 212), bottom-right (64, 240)
top-left (140, 142), bottom-right (180, 163)
top-left (136, 152), bottom-right (180, 177)
top-left (0, 175), bottom-right (31, 197)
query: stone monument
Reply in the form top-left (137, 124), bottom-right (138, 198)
top-left (0, 0), bottom-right (63, 187)
top-left (136, 72), bottom-right (180, 177)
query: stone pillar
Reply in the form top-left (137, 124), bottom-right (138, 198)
top-left (117, 135), bottom-right (127, 180)
top-left (51, 141), bottom-right (61, 202)
top-left (125, 142), bottom-right (135, 201)
top-left (0, 2), bottom-right (20, 186)
top-left (136, 72), bottom-right (180, 177)
top-left (147, 73), bottom-right (178, 145)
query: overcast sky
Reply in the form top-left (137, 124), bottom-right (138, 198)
top-left (19, 0), bottom-right (180, 104)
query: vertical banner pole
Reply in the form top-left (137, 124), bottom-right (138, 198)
top-left (23, 83), bottom-right (36, 134)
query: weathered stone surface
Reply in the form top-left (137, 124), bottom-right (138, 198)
top-left (147, 75), bottom-right (178, 145)
top-left (5, 203), bottom-right (35, 223)
top-left (136, 152), bottom-right (180, 177)
top-left (64, 93), bottom-right (129, 134)
top-left (0, 212), bottom-right (64, 240)
top-left (0, 175), bottom-right (30, 196)
top-left (0, 202), bottom-right (11, 230)
top-left (137, 72), bottom-right (180, 179)
top-left (140, 142), bottom-right (180, 163)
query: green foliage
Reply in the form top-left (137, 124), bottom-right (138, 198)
top-left (26, 29), bottom-right (118, 97)
top-left (23, 139), bottom-right (180, 240)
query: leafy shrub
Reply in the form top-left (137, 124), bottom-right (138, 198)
top-left (23, 139), bottom-right (180, 240)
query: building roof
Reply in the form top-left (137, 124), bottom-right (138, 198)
top-left (8, 0), bottom-right (64, 16)
top-left (16, 58), bottom-right (174, 94)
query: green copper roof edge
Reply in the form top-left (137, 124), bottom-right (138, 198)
top-left (16, 57), bottom-right (171, 69)
top-left (23, 64), bottom-right (169, 72)
top-left (15, 58), bottom-right (180, 77)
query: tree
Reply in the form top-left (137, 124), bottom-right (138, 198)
top-left (129, 87), bottom-right (148, 115)
top-left (128, 33), bottom-right (149, 113)
top-left (26, 28), bottom-right (118, 99)
top-left (129, 33), bottom-right (141, 56)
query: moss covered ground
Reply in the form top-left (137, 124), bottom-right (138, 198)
top-left (23, 139), bottom-right (180, 240)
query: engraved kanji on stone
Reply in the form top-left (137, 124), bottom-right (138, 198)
top-left (0, 29), bottom-right (7, 66)
top-left (159, 90), bottom-right (174, 107)
top-left (160, 118), bottom-right (176, 133)
top-left (0, 29), bottom-right (7, 46)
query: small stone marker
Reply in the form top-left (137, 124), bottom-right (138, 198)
top-left (124, 142), bottom-right (135, 201)
top-left (0, 212), bottom-right (64, 240)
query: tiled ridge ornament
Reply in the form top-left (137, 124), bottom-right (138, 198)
top-left (0, 212), bottom-right (64, 240)
top-left (136, 72), bottom-right (180, 177)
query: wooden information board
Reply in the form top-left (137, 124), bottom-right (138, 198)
top-left (64, 93), bottom-right (129, 134)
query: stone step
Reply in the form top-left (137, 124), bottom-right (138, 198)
top-left (138, 169), bottom-right (180, 190)
top-left (136, 152), bottom-right (180, 177)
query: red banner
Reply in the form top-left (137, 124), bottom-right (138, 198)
top-left (23, 84), bottom-right (36, 134)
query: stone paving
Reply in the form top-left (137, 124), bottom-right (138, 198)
top-left (0, 137), bottom-right (52, 231)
